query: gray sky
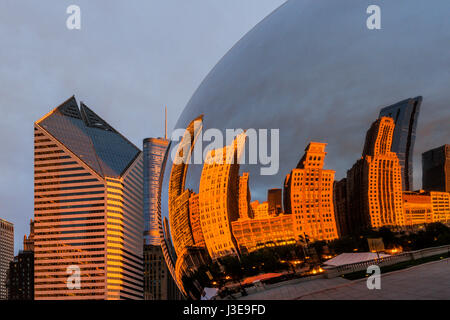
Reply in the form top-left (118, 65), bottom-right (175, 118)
top-left (0, 0), bottom-right (285, 253)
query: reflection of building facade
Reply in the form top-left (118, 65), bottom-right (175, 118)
top-left (347, 117), bottom-right (404, 230)
top-left (333, 178), bottom-right (350, 237)
top-left (238, 173), bottom-right (254, 219)
top-left (232, 214), bottom-right (295, 253)
top-left (429, 191), bottom-right (450, 223)
top-left (379, 97), bottom-right (422, 191)
top-left (144, 137), bottom-right (169, 245)
top-left (422, 144), bottom-right (450, 193)
top-left (34, 97), bottom-right (144, 300)
top-left (268, 189), bottom-right (282, 216)
top-left (168, 116), bottom-right (203, 257)
top-left (0, 218), bottom-right (14, 300)
top-left (402, 192), bottom-right (433, 226)
top-left (284, 142), bottom-right (338, 241)
top-left (189, 193), bottom-right (205, 247)
top-left (199, 133), bottom-right (246, 260)
top-left (251, 201), bottom-right (270, 219)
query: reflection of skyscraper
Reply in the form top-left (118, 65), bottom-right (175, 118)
top-left (267, 189), bottom-right (282, 215)
top-left (379, 97), bottom-right (422, 191)
top-left (168, 116), bottom-right (203, 257)
top-left (189, 193), bottom-right (205, 247)
top-left (144, 138), bottom-right (169, 245)
top-left (333, 179), bottom-right (350, 237)
top-left (284, 142), bottom-right (338, 241)
top-left (199, 133), bottom-right (246, 260)
top-left (0, 218), bottom-right (14, 300)
top-left (347, 117), bottom-right (404, 230)
top-left (238, 173), bottom-right (254, 219)
top-left (422, 144), bottom-right (450, 193)
top-left (34, 97), bottom-right (144, 300)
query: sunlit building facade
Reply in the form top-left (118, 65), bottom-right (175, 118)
top-left (284, 142), bottom-right (338, 241)
top-left (231, 214), bottom-right (295, 254)
top-left (198, 133), bottom-right (247, 260)
top-left (189, 193), bottom-right (205, 247)
top-left (0, 218), bottom-right (14, 300)
top-left (251, 201), bottom-right (270, 219)
top-left (34, 97), bottom-right (144, 300)
top-left (347, 117), bottom-right (405, 230)
top-left (402, 192), bottom-right (433, 226)
top-left (238, 173), bottom-right (254, 219)
top-left (429, 191), bottom-right (450, 223)
top-left (379, 96), bottom-right (422, 191)
top-left (422, 144), bottom-right (450, 193)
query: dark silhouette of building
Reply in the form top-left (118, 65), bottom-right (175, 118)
top-left (267, 188), bottom-right (282, 215)
top-left (379, 96), bottom-right (422, 191)
top-left (6, 251), bottom-right (34, 300)
top-left (333, 178), bottom-right (350, 237)
top-left (144, 244), bottom-right (182, 300)
top-left (422, 144), bottom-right (450, 192)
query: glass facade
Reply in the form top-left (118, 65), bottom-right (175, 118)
top-left (143, 138), bottom-right (169, 246)
top-left (379, 96), bottom-right (422, 191)
top-left (34, 96), bottom-right (144, 300)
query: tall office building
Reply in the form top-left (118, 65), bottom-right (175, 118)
top-left (189, 193), bottom-right (205, 247)
top-left (422, 144), bottom-right (450, 193)
top-left (347, 117), bottom-right (404, 230)
top-left (23, 219), bottom-right (35, 252)
top-left (379, 96), bottom-right (422, 191)
top-left (284, 142), bottom-right (338, 242)
top-left (0, 219), bottom-right (14, 300)
top-left (238, 173), bottom-right (254, 219)
top-left (34, 96), bottom-right (144, 300)
top-left (198, 132), bottom-right (247, 260)
top-left (6, 251), bottom-right (34, 300)
top-left (143, 244), bottom-right (181, 300)
top-left (143, 137), bottom-right (169, 245)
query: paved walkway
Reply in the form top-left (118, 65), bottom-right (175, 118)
top-left (240, 258), bottom-right (450, 300)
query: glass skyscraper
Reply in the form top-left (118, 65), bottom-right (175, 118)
top-left (34, 96), bottom-right (144, 300)
top-left (143, 138), bottom-right (169, 246)
top-left (379, 96), bottom-right (422, 191)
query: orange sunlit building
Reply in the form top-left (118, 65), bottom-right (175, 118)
top-left (189, 193), bottom-right (205, 247)
top-left (231, 214), bottom-right (295, 253)
top-left (347, 117), bottom-right (405, 230)
top-left (402, 192), bottom-right (433, 226)
top-left (238, 173), bottom-right (254, 219)
top-left (284, 142), bottom-right (338, 242)
top-left (198, 133), bottom-right (247, 260)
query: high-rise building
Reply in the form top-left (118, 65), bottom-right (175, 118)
top-left (267, 188), bottom-right (282, 216)
top-left (143, 244), bottom-right (181, 300)
top-left (198, 133), bottom-right (246, 260)
top-left (422, 144), bottom-right (450, 193)
top-left (284, 142), bottom-right (338, 242)
top-left (0, 219), bottom-right (14, 300)
top-left (379, 96), bottom-right (422, 191)
top-left (347, 117), bottom-right (404, 230)
top-left (251, 201), bottom-right (270, 219)
top-left (143, 138), bottom-right (169, 246)
top-left (34, 96), bottom-right (144, 300)
top-left (6, 251), bottom-right (34, 300)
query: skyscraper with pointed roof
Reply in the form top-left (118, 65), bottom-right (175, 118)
top-left (34, 96), bottom-right (144, 300)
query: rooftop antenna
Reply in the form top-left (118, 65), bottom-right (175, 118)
top-left (164, 106), bottom-right (167, 140)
